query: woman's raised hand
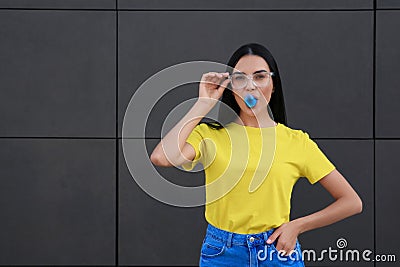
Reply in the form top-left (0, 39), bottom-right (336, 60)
top-left (198, 72), bottom-right (230, 107)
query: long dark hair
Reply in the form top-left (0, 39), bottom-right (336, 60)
top-left (200, 43), bottom-right (287, 129)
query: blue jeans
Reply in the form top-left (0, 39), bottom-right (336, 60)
top-left (199, 223), bottom-right (305, 267)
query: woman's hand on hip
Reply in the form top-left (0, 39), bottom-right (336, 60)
top-left (266, 221), bottom-right (302, 256)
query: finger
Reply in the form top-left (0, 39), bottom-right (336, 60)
top-left (213, 75), bottom-right (225, 86)
top-left (218, 72), bottom-right (230, 80)
top-left (283, 248), bottom-right (294, 257)
top-left (283, 244), bottom-right (296, 256)
top-left (278, 250), bottom-right (285, 257)
top-left (266, 230), bottom-right (280, 244)
top-left (203, 72), bottom-right (227, 82)
top-left (208, 74), bottom-right (220, 85)
top-left (289, 244), bottom-right (297, 255)
top-left (275, 241), bottom-right (284, 252)
top-left (202, 72), bottom-right (228, 86)
top-left (203, 77), bottom-right (217, 84)
top-left (203, 75), bottom-right (220, 86)
top-left (218, 77), bottom-right (231, 89)
top-left (201, 72), bottom-right (217, 82)
top-left (213, 72), bottom-right (225, 80)
top-left (277, 248), bottom-right (286, 257)
top-left (200, 79), bottom-right (215, 87)
top-left (287, 248), bottom-right (295, 256)
top-left (283, 246), bottom-right (292, 256)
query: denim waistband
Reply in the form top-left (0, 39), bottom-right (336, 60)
top-left (205, 223), bottom-right (276, 248)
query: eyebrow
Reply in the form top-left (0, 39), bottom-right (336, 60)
top-left (232, 70), bottom-right (268, 75)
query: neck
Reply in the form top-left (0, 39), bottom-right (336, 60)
top-left (235, 111), bottom-right (276, 128)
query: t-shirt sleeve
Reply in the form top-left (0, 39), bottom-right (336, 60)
top-left (181, 123), bottom-right (207, 171)
top-left (300, 131), bottom-right (336, 184)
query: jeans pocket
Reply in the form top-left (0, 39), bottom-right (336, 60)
top-left (270, 239), bottom-right (302, 264)
top-left (200, 236), bottom-right (226, 257)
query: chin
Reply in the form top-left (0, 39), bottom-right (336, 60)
top-left (241, 106), bottom-right (257, 116)
top-left (242, 104), bottom-right (268, 116)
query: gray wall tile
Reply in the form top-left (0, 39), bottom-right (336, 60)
top-left (376, 11), bottom-right (400, 138)
top-left (0, 139), bottom-right (115, 265)
top-left (0, 0), bottom-right (115, 9)
top-left (377, 0), bottom-right (400, 9)
top-left (119, 139), bottom-right (206, 265)
top-left (376, 141), bottom-right (400, 266)
top-left (118, 0), bottom-right (373, 10)
top-left (0, 10), bottom-right (116, 137)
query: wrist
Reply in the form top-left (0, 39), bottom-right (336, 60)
top-left (292, 217), bottom-right (307, 235)
top-left (195, 98), bottom-right (216, 111)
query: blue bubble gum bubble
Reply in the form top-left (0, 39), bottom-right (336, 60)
top-left (244, 94), bottom-right (257, 108)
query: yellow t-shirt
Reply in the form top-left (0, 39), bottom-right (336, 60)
top-left (182, 121), bottom-right (336, 234)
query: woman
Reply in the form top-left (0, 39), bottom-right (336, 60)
top-left (150, 43), bottom-right (363, 266)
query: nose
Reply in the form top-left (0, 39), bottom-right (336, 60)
top-left (245, 79), bottom-right (256, 91)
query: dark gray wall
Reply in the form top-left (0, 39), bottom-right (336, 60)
top-left (0, 0), bottom-right (398, 266)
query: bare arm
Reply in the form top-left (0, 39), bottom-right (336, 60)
top-left (267, 169), bottom-right (363, 255)
top-left (150, 72), bottom-right (230, 167)
top-left (150, 100), bottom-right (212, 167)
top-left (293, 169), bottom-right (363, 233)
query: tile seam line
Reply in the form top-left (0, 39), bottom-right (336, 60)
top-left (372, 0), bottom-right (376, 267)
top-left (0, 8), bottom-right (380, 12)
top-left (115, 0), bottom-right (119, 266)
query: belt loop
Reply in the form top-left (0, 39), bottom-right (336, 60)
top-left (263, 232), bottom-right (269, 244)
top-left (226, 232), bottom-right (233, 248)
